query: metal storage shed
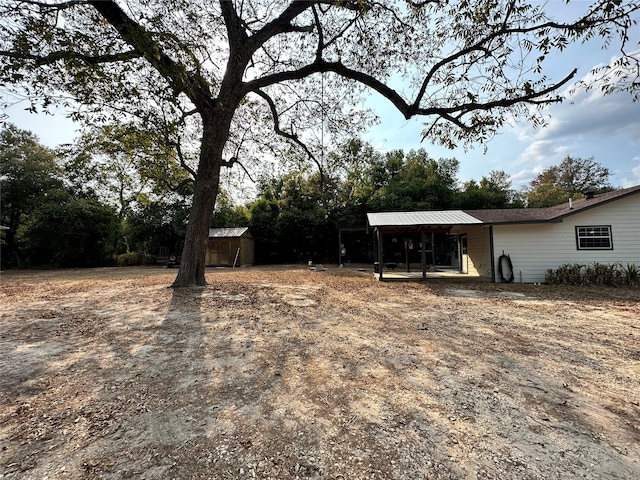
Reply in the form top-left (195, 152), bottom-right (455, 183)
top-left (206, 227), bottom-right (254, 267)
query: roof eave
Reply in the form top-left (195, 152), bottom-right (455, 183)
top-left (486, 218), bottom-right (564, 226)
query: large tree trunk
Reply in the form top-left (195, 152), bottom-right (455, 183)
top-left (171, 114), bottom-right (229, 288)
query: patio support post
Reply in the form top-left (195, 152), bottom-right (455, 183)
top-left (372, 229), bottom-right (378, 269)
top-left (405, 238), bottom-right (410, 273)
top-left (421, 229), bottom-right (427, 279)
top-left (377, 228), bottom-right (384, 280)
top-left (431, 233), bottom-right (436, 269)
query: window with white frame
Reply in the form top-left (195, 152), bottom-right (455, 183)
top-left (575, 226), bottom-right (613, 250)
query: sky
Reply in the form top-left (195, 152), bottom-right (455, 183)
top-left (361, 50), bottom-right (640, 190)
top-left (360, 1), bottom-right (640, 190)
top-left (2, 2), bottom-right (640, 193)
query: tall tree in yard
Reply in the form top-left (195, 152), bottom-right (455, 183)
top-left (0, 124), bottom-right (63, 267)
top-left (525, 155), bottom-right (614, 207)
top-left (1, 1), bottom-right (638, 286)
top-left (458, 170), bottom-right (524, 209)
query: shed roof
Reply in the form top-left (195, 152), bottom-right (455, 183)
top-left (367, 210), bottom-right (482, 227)
top-left (208, 227), bottom-right (251, 238)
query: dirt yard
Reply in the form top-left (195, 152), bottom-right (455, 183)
top-left (1, 265), bottom-right (639, 480)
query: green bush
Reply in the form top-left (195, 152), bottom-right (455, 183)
top-left (116, 251), bottom-right (156, 267)
top-left (545, 263), bottom-right (585, 285)
top-left (584, 262), bottom-right (621, 286)
top-left (546, 262), bottom-right (638, 287)
top-left (623, 263), bottom-right (639, 286)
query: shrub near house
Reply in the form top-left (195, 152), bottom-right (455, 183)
top-left (546, 262), bottom-right (639, 286)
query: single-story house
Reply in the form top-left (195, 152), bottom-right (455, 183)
top-left (367, 185), bottom-right (640, 283)
top-left (206, 227), bottom-right (254, 267)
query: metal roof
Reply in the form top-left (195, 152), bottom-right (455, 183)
top-left (367, 185), bottom-right (640, 228)
top-left (208, 227), bottom-right (251, 238)
top-left (367, 211), bottom-right (482, 227)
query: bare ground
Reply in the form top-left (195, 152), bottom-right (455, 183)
top-left (0, 265), bottom-right (639, 480)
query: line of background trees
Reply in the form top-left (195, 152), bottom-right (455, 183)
top-left (1, 123), bottom-right (614, 269)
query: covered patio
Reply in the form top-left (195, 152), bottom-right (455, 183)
top-left (366, 211), bottom-right (485, 281)
top-left (371, 266), bottom-right (492, 282)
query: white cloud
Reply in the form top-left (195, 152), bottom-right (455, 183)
top-left (515, 137), bottom-right (573, 174)
top-left (508, 168), bottom-right (536, 188)
top-left (621, 156), bottom-right (640, 187)
top-left (511, 52), bottom-right (640, 187)
top-left (519, 88), bottom-right (640, 144)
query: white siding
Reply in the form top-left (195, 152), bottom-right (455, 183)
top-left (492, 195), bottom-right (640, 283)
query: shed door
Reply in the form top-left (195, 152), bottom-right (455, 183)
top-left (219, 240), bottom-right (231, 265)
top-left (206, 240), bottom-right (218, 265)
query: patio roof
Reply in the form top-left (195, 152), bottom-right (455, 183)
top-left (367, 210), bottom-right (482, 228)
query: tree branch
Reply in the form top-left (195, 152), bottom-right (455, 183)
top-left (311, 5), bottom-right (324, 61)
top-left (87, 0), bottom-right (214, 111)
top-left (253, 88), bottom-right (324, 179)
top-left (220, 156), bottom-right (255, 183)
top-left (247, 1), bottom-right (317, 55)
top-left (164, 135), bottom-right (196, 180)
top-left (406, 0), bottom-right (440, 7)
top-left (247, 58), bottom-right (578, 138)
top-left (246, 1), bottom-right (366, 58)
top-left (413, 42), bottom-right (493, 111)
top-left (14, 0), bottom-right (86, 9)
top-left (245, 59), bottom-right (411, 117)
top-left (312, 3), bottom-right (362, 54)
top-left (219, 0), bottom-right (249, 58)
top-left (445, 68), bottom-right (577, 116)
top-left (0, 49), bottom-right (142, 66)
